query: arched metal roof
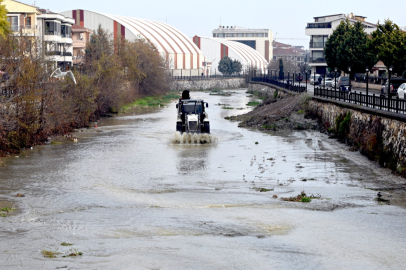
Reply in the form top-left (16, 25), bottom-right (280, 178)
top-left (192, 36), bottom-right (268, 72)
top-left (60, 10), bottom-right (205, 71)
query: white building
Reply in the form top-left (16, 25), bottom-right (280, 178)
top-left (60, 9), bottom-right (205, 76)
top-left (305, 13), bottom-right (376, 75)
top-left (37, 9), bottom-right (74, 70)
top-left (192, 36), bottom-right (268, 75)
top-left (212, 26), bottom-right (273, 62)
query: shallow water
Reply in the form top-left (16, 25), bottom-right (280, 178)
top-left (1, 89), bottom-right (406, 269)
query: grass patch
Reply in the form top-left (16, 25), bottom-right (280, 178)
top-left (222, 107), bottom-right (234, 110)
top-left (297, 110), bottom-right (304, 114)
top-left (62, 248), bottom-right (83, 257)
top-left (247, 101), bottom-right (260, 106)
top-left (252, 187), bottom-right (274, 192)
top-left (121, 92), bottom-right (179, 112)
top-left (61, 242), bottom-right (73, 246)
top-left (1, 207), bottom-right (15, 212)
top-left (263, 124), bottom-right (276, 130)
top-left (42, 250), bottom-right (61, 258)
top-left (50, 141), bottom-right (62, 145)
top-left (281, 190), bottom-right (321, 203)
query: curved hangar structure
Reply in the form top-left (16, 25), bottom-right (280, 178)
top-left (60, 10), bottom-right (205, 76)
top-left (193, 36), bottom-right (268, 75)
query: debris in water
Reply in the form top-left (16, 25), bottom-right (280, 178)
top-left (171, 132), bottom-right (218, 144)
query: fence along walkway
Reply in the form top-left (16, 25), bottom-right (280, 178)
top-left (250, 77), bottom-right (307, 93)
top-left (314, 87), bottom-right (406, 114)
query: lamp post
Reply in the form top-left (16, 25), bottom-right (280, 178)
top-left (366, 67), bottom-right (369, 105)
top-left (334, 67), bottom-right (337, 92)
top-left (388, 66), bottom-right (393, 108)
top-left (305, 71), bottom-right (308, 90)
top-left (288, 70), bottom-right (290, 88)
top-left (348, 67), bottom-right (351, 92)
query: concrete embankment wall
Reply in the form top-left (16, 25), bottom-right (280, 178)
top-left (170, 78), bottom-right (246, 91)
top-left (308, 98), bottom-right (406, 173)
top-left (248, 81), bottom-right (406, 174)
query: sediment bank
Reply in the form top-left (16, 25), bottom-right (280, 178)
top-left (171, 78), bottom-right (246, 91)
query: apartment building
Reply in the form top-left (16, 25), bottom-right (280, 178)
top-left (37, 9), bottom-right (74, 70)
top-left (305, 13), bottom-right (376, 75)
top-left (4, 0), bottom-right (40, 36)
top-left (212, 26), bottom-right (273, 62)
top-left (272, 41), bottom-right (306, 67)
top-left (71, 24), bottom-right (93, 67)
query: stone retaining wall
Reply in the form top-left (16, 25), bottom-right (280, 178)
top-left (170, 78), bottom-right (246, 91)
top-left (308, 98), bottom-right (406, 174)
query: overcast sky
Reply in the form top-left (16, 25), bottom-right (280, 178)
top-left (32, 0), bottom-right (406, 48)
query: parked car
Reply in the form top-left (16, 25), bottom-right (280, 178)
top-left (338, 76), bottom-right (351, 92)
top-left (322, 77), bottom-right (334, 88)
top-left (397, 82), bottom-right (406, 99)
top-left (310, 74), bottom-right (321, 85)
top-left (381, 78), bottom-right (406, 97)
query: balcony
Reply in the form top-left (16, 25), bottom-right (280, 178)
top-left (10, 25), bottom-right (38, 36)
top-left (72, 39), bottom-right (85, 48)
top-left (309, 42), bottom-right (325, 48)
top-left (310, 58), bottom-right (326, 64)
top-left (306, 22), bottom-right (332, 29)
top-left (46, 51), bottom-right (62, 56)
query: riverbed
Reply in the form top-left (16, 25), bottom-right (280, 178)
top-left (1, 89), bottom-right (405, 269)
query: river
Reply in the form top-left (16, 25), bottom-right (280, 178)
top-left (1, 89), bottom-right (406, 269)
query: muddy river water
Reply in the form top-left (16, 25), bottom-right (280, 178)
top-left (1, 89), bottom-right (406, 269)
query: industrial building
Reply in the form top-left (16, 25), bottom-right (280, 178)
top-left (193, 36), bottom-right (268, 75)
top-left (60, 10), bottom-right (206, 76)
top-left (212, 26), bottom-right (273, 62)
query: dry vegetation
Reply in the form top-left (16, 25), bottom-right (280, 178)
top-left (0, 26), bottom-right (170, 155)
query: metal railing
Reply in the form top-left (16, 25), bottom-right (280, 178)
top-left (306, 22), bottom-right (332, 29)
top-left (10, 25), bottom-right (37, 32)
top-left (172, 74), bottom-right (243, 81)
top-left (314, 87), bottom-right (406, 114)
top-left (250, 76), bottom-right (307, 93)
top-left (309, 42), bottom-right (324, 48)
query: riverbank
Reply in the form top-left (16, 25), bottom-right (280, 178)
top-left (243, 82), bottom-right (406, 179)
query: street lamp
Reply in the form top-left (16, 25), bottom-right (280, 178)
top-left (366, 67), bottom-right (369, 105)
top-left (334, 67), bottom-right (337, 92)
top-left (288, 70), bottom-right (290, 88)
top-left (388, 66), bottom-right (393, 107)
top-left (348, 67), bottom-right (351, 92)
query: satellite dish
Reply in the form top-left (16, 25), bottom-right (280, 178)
top-left (50, 68), bottom-right (76, 84)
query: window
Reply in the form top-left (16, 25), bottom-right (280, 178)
top-left (7, 16), bottom-right (18, 31)
top-left (45, 21), bottom-right (61, 35)
top-left (265, 33), bottom-right (268, 37)
top-left (226, 33), bottom-right (234, 37)
top-left (246, 33), bottom-right (254, 37)
top-left (61, 25), bottom-right (72, 38)
top-left (218, 33), bottom-right (225, 38)
top-left (213, 33), bottom-right (216, 37)
top-left (257, 33), bottom-right (264, 37)
top-left (25, 17), bottom-right (31, 26)
top-left (236, 33), bottom-right (244, 37)
top-left (233, 40), bottom-right (256, 49)
top-left (310, 35), bottom-right (328, 48)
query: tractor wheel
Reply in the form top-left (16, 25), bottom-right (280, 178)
top-left (176, 123), bottom-right (182, 133)
top-left (203, 123), bottom-right (210, 134)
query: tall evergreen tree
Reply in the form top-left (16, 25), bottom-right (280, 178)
top-left (324, 19), bottom-right (375, 76)
top-left (218, 56), bottom-right (242, 75)
top-left (368, 20), bottom-right (406, 75)
top-left (0, 0), bottom-right (10, 38)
